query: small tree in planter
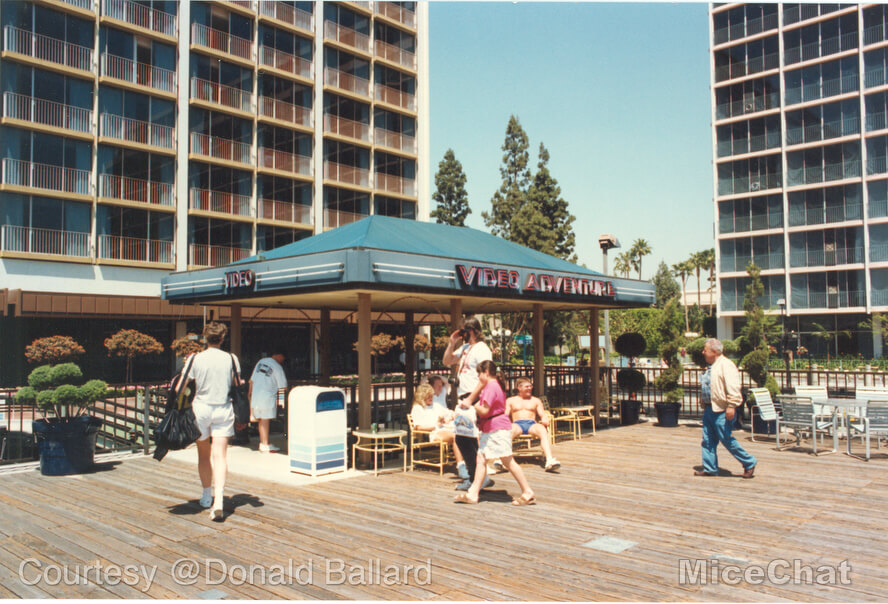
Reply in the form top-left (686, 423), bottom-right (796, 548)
top-left (104, 329), bottom-right (164, 384)
top-left (615, 332), bottom-right (646, 425)
top-left (16, 360), bottom-right (106, 476)
top-left (25, 335), bottom-right (85, 365)
top-left (171, 333), bottom-right (205, 358)
top-left (653, 299), bottom-right (685, 427)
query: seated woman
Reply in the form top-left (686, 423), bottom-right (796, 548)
top-left (411, 383), bottom-right (466, 474)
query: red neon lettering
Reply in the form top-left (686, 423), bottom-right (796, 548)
top-left (457, 265), bottom-right (477, 286)
top-left (497, 270), bottom-right (509, 288)
top-left (481, 268), bottom-right (496, 286)
top-left (525, 273), bottom-right (538, 290)
top-left (608, 282), bottom-right (615, 297)
top-left (508, 271), bottom-right (520, 289)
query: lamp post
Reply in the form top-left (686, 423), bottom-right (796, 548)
top-left (598, 235), bottom-right (621, 365)
top-left (492, 327), bottom-right (512, 366)
top-left (777, 298), bottom-right (790, 388)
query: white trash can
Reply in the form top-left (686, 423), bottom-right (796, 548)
top-left (288, 386), bottom-right (347, 476)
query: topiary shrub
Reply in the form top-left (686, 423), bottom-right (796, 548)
top-left (616, 368), bottom-right (646, 394)
top-left (51, 363), bottom-right (83, 387)
top-left (28, 365), bottom-right (54, 390)
top-left (615, 332), bottom-right (646, 359)
top-left (16, 362), bottom-right (106, 419)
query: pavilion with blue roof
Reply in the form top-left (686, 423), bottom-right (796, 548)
top-left (161, 216), bottom-right (655, 428)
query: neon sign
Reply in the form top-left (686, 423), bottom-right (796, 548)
top-left (225, 269), bottom-right (255, 291)
top-left (456, 265), bottom-right (614, 298)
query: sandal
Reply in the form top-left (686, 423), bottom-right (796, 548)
top-left (453, 492), bottom-right (478, 504)
top-left (511, 494), bottom-right (536, 506)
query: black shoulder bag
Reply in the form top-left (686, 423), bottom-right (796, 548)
top-left (153, 354), bottom-right (201, 461)
top-left (229, 354), bottom-right (251, 425)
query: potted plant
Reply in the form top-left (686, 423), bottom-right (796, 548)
top-left (653, 299), bottom-right (684, 427)
top-left (615, 332), bottom-right (646, 425)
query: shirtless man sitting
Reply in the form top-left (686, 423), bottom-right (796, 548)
top-left (505, 377), bottom-right (561, 472)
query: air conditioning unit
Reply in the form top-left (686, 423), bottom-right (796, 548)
top-left (750, 181), bottom-right (761, 191)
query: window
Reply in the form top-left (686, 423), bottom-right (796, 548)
top-left (256, 225), bottom-right (309, 252)
top-left (374, 196), bottom-right (415, 219)
top-left (188, 162), bottom-right (252, 197)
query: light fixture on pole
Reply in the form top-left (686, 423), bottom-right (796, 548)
top-left (777, 298), bottom-right (790, 386)
top-left (599, 234), bottom-right (621, 365)
top-left (491, 327), bottom-right (512, 366)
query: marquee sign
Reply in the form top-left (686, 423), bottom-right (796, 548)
top-left (225, 269), bottom-right (255, 291)
top-left (456, 264), bottom-right (615, 298)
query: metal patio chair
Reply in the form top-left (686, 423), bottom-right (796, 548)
top-left (777, 395), bottom-right (833, 455)
top-left (749, 387), bottom-right (779, 443)
top-left (793, 385), bottom-right (834, 434)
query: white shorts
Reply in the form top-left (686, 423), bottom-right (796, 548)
top-left (192, 401), bottom-right (235, 440)
top-left (251, 395), bottom-right (277, 420)
top-left (479, 429), bottom-right (513, 459)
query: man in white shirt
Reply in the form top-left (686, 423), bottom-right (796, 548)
top-left (249, 350), bottom-right (288, 453)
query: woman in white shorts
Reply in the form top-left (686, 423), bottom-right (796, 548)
top-left (185, 321), bottom-right (240, 520)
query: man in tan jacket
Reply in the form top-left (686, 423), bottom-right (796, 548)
top-left (695, 338), bottom-right (757, 478)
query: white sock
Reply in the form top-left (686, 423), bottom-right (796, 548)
top-left (213, 487), bottom-right (224, 508)
top-left (202, 487), bottom-right (212, 498)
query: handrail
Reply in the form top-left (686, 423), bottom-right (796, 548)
top-left (98, 234), bottom-right (174, 264)
top-left (323, 113), bottom-right (370, 141)
top-left (375, 172), bottom-right (416, 197)
top-left (189, 243), bottom-right (252, 267)
top-left (1, 158), bottom-right (92, 195)
top-left (374, 2), bottom-right (416, 28)
top-left (100, 113), bottom-right (175, 149)
top-left (258, 1), bottom-right (314, 32)
top-left (99, 173), bottom-right (175, 206)
top-left (323, 161), bottom-right (369, 188)
top-left (3, 92), bottom-right (92, 133)
top-left (190, 76), bottom-right (252, 112)
top-left (374, 39), bottom-right (416, 70)
top-left (258, 95), bottom-right (312, 127)
top-left (101, 0), bottom-right (177, 37)
top-left (323, 20), bottom-right (370, 53)
top-left (189, 132), bottom-right (252, 165)
top-left (101, 53), bottom-right (176, 93)
top-left (260, 198), bottom-right (312, 225)
top-left (191, 22), bottom-right (252, 60)
top-left (3, 25), bottom-right (93, 73)
top-left (188, 187), bottom-right (252, 217)
top-left (258, 147), bottom-right (312, 176)
top-left (324, 67), bottom-right (370, 97)
top-left (258, 45), bottom-right (313, 79)
top-left (374, 83), bottom-right (416, 111)
top-left (0, 224), bottom-right (90, 257)
top-left (374, 127), bottom-right (416, 154)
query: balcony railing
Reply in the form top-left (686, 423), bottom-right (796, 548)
top-left (258, 45), bottom-right (312, 80)
top-left (324, 208), bottom-right (368, 229)
top-left (189, 188), bottom-right (252, 218)
top-left (0, 224), bottom-right (90, 257)
top-left (865, 66), bottom-right (886, 89)
top-left (374, 128), bottom-right (416, 154)
top-left (99, 173), bottom-right (175, 207)
top-left (869, 155), bottom-right (888, 175)
top-left (100, 113), bottom-right (175, 149)
top-left (1, 158), bottom-right (91, 195)
top-left (3, 92), bottom-right (92, 133)
top-left (258, 147), bottom-right (312, 176)
top-left (788, 204), bottom-right (862, 226)
top-left (720, 253), bottom-right (784, 273)
top-left (374, 39), bottom-right (416, 70)
top-left (721, 293), bottom-right (784, 312)
top-left (61, 0), bottom-right (93, 9)
top-left (374, 84), bottom-right (416, 111)
top-left (258, 96), bottom-right (312, 127)
top-left (101, 0), bottom-right (177, 37)
top-left (375, 172), bottom-right (416, 197)
top-left (190, 77), bottom-right (252, 112)
top-left (793, 290), bottom-right (865, 309)
top-left (260, 199), bottom-right (311, 225)
top-left (98, 234), bottom-right (173, 264)
top-left (374, 2), bottom-right (416, 28)
top-left (3, 26), bottom-right (93, 73)
top-left (100, 53), bottom-right (176, 93)
top-left (323, 161), bottom-right (369, 188)
top-left (258, 1), bottom-right (314, 32)
top-left (324, 20), bottom-right (370, 53)
top-left (189, 243), bottom-right (252, 268)
top-left (190, 132), bottom-right (252, 165)
top-left (790, 246), bottom-right (864, 267)
top-left (864, 24), bottom-right (887, 46)
top-left (323, 114), bottom-right (370, 142)
top-left (871, 243), bottom-right (888, 262)
top-left (191, 23), bottom-right (252, 61)
top-left (324, 67), bottom-right (370, 97)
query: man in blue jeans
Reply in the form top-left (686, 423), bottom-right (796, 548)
top-left (695, 338), bottom-right (757, 478)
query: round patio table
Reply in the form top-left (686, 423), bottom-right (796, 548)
top-left (352, 429), bottom-right (407, 475)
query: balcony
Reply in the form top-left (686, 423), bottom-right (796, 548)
top-left (374, 2), bottom-right (416, 29)
top-left (374, 39), bottom-right (416, 71)
top-left (190, 132), bottom-right (252, 165)
top-left (100, 53), bottom-right (176, 94)
top-left (374, 84), bottom-right (415, 112)
top-left (191, 23), bottom-right (252, 61)
top-left (258, 2), bottom-right (314, 33)
top-left (323, 161), bottom-right (369, 188)
top-left (324, 67), bottom-right (370, 97)
top-left (790, 247), bottom-right (865, 268)
top-left (1, 158), bottom-right (91, 196)
top-left (721, 292), bottom-right (784, 312)
top-left (375, 172), bottom-right (415, 197)
top-left (258, 147), bottom-right (312, 176)
top-left (0, 224), bottom-right (90, 257)
top-left (260, 199), bottom-right (311, 225)
top-left (3, 92), bottom-right (92, 134)
top-left (323, 114), bottom-right (370, 142)
top-left (3, 26), bottom-right (93, 74)
top-left (324, 208), bottom-right (368, 229)
top-left (258, 45), bottom-right (312, 80)
top-left (720, 253), bottom-right (784, 273)
top-left (788, 204), bottom-right (862, 226)
top-left (189, 243), bottom-right (251, 268)
top-left (190, 77), bottom-right (252, 113)
top-left (100, 113), bottom-right (175, 150)
top-left (871, 243), bottom-right (888, 262)
top-left (101, 0), bottom-right (177, 38)
top-left (258, 96), bottom-right (312, 128)
top-left (864, 25), bottom-right (887, 46)
top-left (99, 173), bottom-right (174, 207)
top-left (189, 188), bottom-right (252, 218)
top-left (98, 234), bottom-right (173, 264)
top-left (323, 20), bottom-right (370, 53)
top-left (793, 290), bottom-right (865, 309)
top-left (374, 128), bottom-right (416, 154)
top-left (61, 0), bottom-right (93, 9)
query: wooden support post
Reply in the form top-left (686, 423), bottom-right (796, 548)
top-left (320, 308), bottom-right (331, 386)
top-left (358, 293), bottom-right (372, 430)
top-left (405, 311), bottom-right (415, 408)
top-left (230, 304), bottom-right (242, 358)
top-left (590, 310), bottom-right (600, 426)
top-left (449, 299), bottom-right (462, 408)
top-left (533, 304), bottom-right (544, 397)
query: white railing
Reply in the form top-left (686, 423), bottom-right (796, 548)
top-left (323, 20), bottom-right (370, 53)
top-left (375, 172), bottom-right (416, 197)
top-left (101, 0), bottom-right (177, 37)
top-left (0, 224), bottom-right (90, 257)
top-left (324, 208), bottom-right (367, 229)
top-left (190, 77), bottom-right (252, 112)
top-left (374, 2), bottom-right (416, 28)
top-left (3, 92), bottom-right (92, 133)
top-left (191, 23), bottom-right (252, 61)
top-left (324, 67), bottom-right (370, 97)
top-left (260, 198), bottom-right (312, 225)
top-left (99, 173), bottom-right (175, 207)
top-left (100, 53), bottom-right (176, 93)
top-left (258, 2), bottom-right (314, 32)
top-left (98, 234), bottom-right (173, 264)
top-left (1, 158), bottom-right (91, 195)
top-left (62, 0), bottom-right (94, 9)
top-left (188, 188), bottom-right (252, 217)
top-left (258, 45), bottom-right (313, 79)
top-left (323, 114), bottom-right (370, 142)
top-left (323, 161), bottom-right (369, 188)
top-left (374, 128), bottom-right (416, 154)
top-left (189, 243), bottom-right (252, 267)
top-left (3, 26), bottom-right (93, 73)
top-left (100, 113), bottom-right (175, 149)
top-left (374, 39), bottom-right (416, 70)
top-left (375, 84), bottom-right (416, 111)
top-left (258, 147), bottom-right (312, 176)
top-left (258, 96), bottom-right (312, 127)
top-left (190, 132), bottom-right (252, 165)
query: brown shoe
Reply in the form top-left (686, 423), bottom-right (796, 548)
top-left (694, 470), bottom-right (716, 476)
top-left (742, 465), bottom-right (756, 479)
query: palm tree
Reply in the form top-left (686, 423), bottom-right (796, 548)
top-left (700, 248), bottom-right (716, 315)
top-left (811, 322), bottom-right (852, 363)
top-left (691, 250), bottom-right (708, 308)
top-left (673, 260), bottom-right (694, 332)
top-left (630, 239), bottom-right (652, 280)
top-left (614, 252), bottom-right (632, 278)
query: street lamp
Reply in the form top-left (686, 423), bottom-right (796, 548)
top-left (777, 298), bottom-right (790, 387)
top-left (492, 327), bottom-right (512, 366)
top-left (599, 234), bottom-right (620, 365)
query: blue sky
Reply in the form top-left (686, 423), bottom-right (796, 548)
top-left (429, 2), bottom-right (715, 280)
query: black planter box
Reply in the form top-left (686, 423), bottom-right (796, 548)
top-left (32, 416), bottom-right (103, 476)
top-left (654, 402), bottom-right (681, 427)
top-left (620, 400), bottom-right (642, 425)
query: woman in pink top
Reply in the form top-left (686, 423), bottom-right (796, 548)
top-left (454, 360), bottom-right (535, 505)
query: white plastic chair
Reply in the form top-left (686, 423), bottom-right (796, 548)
top-left (749, 388), bottom-right (779, 443)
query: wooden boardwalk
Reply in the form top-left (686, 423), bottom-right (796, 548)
top-left (1, 420), bottom-right (888, 601)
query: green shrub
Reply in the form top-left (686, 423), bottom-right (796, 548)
top-left (79, 380), bottom-right (108, 404)
top-left (51, 363), bottom-right (83, 387)
top-left (53, 384), bottom-right (81, 407)
top-left (15, 387), bottom-right (37, 405)
top-left (36, 389), bottom-right (55, 410)
top-left (615, 333), bottom-right (646, 358)
top-left (655, 366), bottom-right (684, 403)
top-left (741, 349), bottom-right (769, 387)
top-left (27, 365), bottom-right (54, 390)
top-left (616, 368), bottom-right (646, 394)
top-left (688, 337), bottom-right (707, 368)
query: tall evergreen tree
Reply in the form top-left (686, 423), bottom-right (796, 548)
top-left (430, 149), bottom-right (471, 226)
top-left (525, 143), bottom-right (576, 261)
top-left (483, 115), bottom-right (530, 240)
top-left (652, 261), bottom-right (680, 308)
